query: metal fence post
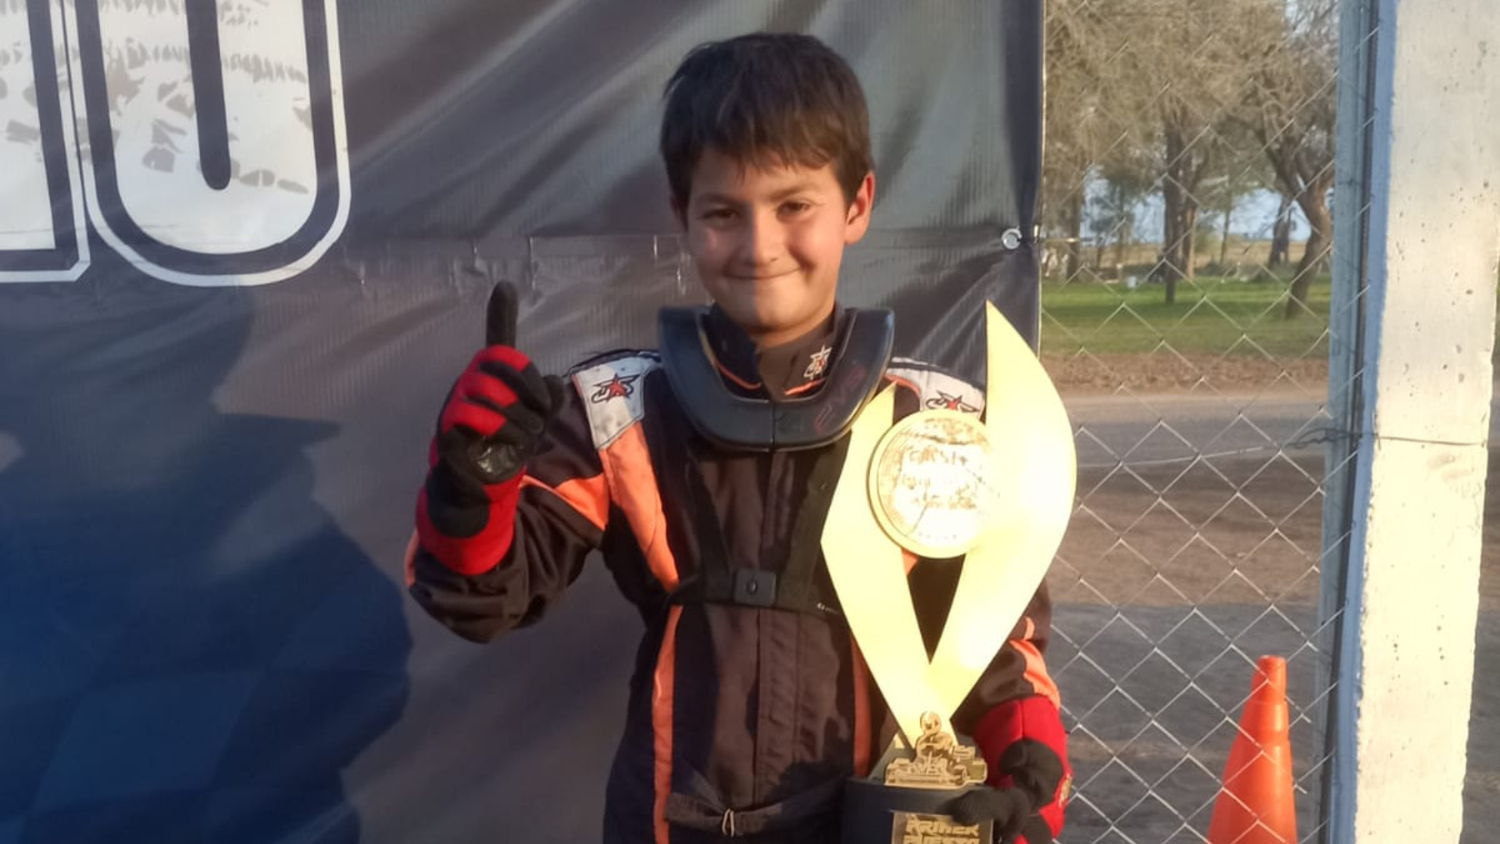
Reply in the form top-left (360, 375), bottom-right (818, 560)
top-left (1325, 0), bottom-right (1500, 841)
top-left (1318, 0), bottom-right (1379, 838)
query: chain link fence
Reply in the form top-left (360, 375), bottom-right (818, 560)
top-left (1036, 2), bottom-right (1349, 840)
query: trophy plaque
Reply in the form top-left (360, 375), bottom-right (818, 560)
top-left (823, 303), bottom-right (1076, 844)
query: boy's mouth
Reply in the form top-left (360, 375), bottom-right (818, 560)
top-left (729, 270), bottom-right (799, 282)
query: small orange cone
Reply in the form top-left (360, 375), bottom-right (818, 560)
top-left (1207, 655), bottom-right (1298, 844)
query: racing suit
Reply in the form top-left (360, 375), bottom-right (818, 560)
top-left (408, 306), bottom-right (1070, 843)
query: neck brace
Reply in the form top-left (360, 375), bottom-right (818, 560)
top-left (658, 307), bottom-right (895, 451)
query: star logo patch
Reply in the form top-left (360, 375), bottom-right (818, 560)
top-left (589, 372), bottom-right (640, 403)
top-left (804, 345), bottom-right (833, 380)
top-left (924, 391), bottom-right (979, 413)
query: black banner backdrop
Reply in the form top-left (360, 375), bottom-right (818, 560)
top-left (0, 1), bottom-right (1042, 841)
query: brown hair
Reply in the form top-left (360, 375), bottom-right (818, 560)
top-left (660, 33), bottom-right (873, 210)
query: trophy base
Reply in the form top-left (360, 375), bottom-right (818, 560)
top-left (841, 777), bottom-right (993, 844)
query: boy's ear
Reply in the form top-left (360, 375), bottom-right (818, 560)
top-left (670, 196), bottom-right (687, 230)
top-left (844, 172), bottom-right (876, 244)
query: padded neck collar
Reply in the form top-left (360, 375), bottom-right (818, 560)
top-left (659, 306), bottom-right (895, 451)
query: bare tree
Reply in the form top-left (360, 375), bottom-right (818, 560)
top-left (1042, 0), bottom-right (1116, 282)
top-left (1045, 0), bottom-right (1312, 309)
top-left (1237, 0), bottom-right (1338, 317)
top-left (1158, 109), bottom-right (1211, 302)
top-left (1197, 125), bottom-right (1275, 273)
top-left (1091, 0), bottom-right (1267, 303)
top-left (1088, 165), bottom-right (1153, 272)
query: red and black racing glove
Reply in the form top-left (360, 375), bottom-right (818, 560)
top-left (416, 344), bottom-right (566, 575)
top-left (947, 696), bottom-right (1072, 844)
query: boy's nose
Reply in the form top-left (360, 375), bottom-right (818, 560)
top-left (739, 212), bottom-right (786, 271)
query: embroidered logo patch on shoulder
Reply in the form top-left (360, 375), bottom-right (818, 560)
top-left (572, 354), bottom-right (658, 448)
top-left (588, 372), bottom-right (641, 403)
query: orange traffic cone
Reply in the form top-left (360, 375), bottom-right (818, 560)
top-left (1207, 655), bottom-right (1297, 844)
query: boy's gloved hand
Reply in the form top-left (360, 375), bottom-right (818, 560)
top-left (417, 345), bottom-right (566, 575)
top-left (960, 695), bottom-right (1072, 844)
top-left (946, 738), bottom-right (1065, 843)
top-left (437, 279), bottom-right (564, 486)
top-left (417, 282), bottom-right (566, 574)
top-left (435, 346), bottom-right (565, 485)
top-left (947, 784), bottom-right (1035, 844)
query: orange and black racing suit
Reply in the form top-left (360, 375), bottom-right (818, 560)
top-left (407, 307), bottom-right (1070, 844)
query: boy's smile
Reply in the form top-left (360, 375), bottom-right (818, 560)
top-left (680, 148), bottom-right (874, 349)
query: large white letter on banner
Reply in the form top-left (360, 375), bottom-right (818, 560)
top-left (63, 0), bottom-right (349, 286)
top-left (0, 0), bottom-right (89, 282)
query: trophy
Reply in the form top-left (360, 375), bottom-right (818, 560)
top-left (823, 303), bottom-right (1076, 844)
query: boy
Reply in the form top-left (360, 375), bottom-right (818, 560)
top-left (407, 33), bottom-right (1069, 844)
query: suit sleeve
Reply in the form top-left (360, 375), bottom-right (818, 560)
top-left (406, 381), bottom-right (616, 642)
top-left (956, 581), bottom-right (1071, 843)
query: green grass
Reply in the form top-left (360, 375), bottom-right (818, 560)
top-left (1040, 275), bottom-right (1332, 358)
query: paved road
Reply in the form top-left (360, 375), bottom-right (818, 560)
top-left (1064, 391), bottom-right (1333, 471)
top-left (1064, 388), bottom-right (1500, 468)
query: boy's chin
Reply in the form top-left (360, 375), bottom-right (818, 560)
top-left (708, 290), bottom-right (832, 343)
top-left (720, 305), bottom-right (795, 335)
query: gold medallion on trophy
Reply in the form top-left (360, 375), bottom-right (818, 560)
top-left (869, 409), bottom-right (1001, 560)
top-left (823, 303), bottom-right (1076, 844)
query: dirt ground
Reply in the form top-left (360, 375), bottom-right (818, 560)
top-left (1044, 353), bottom-right (1331, 396)
top-left (1040, 354), bottom-right (1495, 843)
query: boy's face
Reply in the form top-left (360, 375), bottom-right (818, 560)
top-left (679, 148), bottom-right (874, 348)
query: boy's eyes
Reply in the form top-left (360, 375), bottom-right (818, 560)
top-left (696, 200), bottom-right (815, 223)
